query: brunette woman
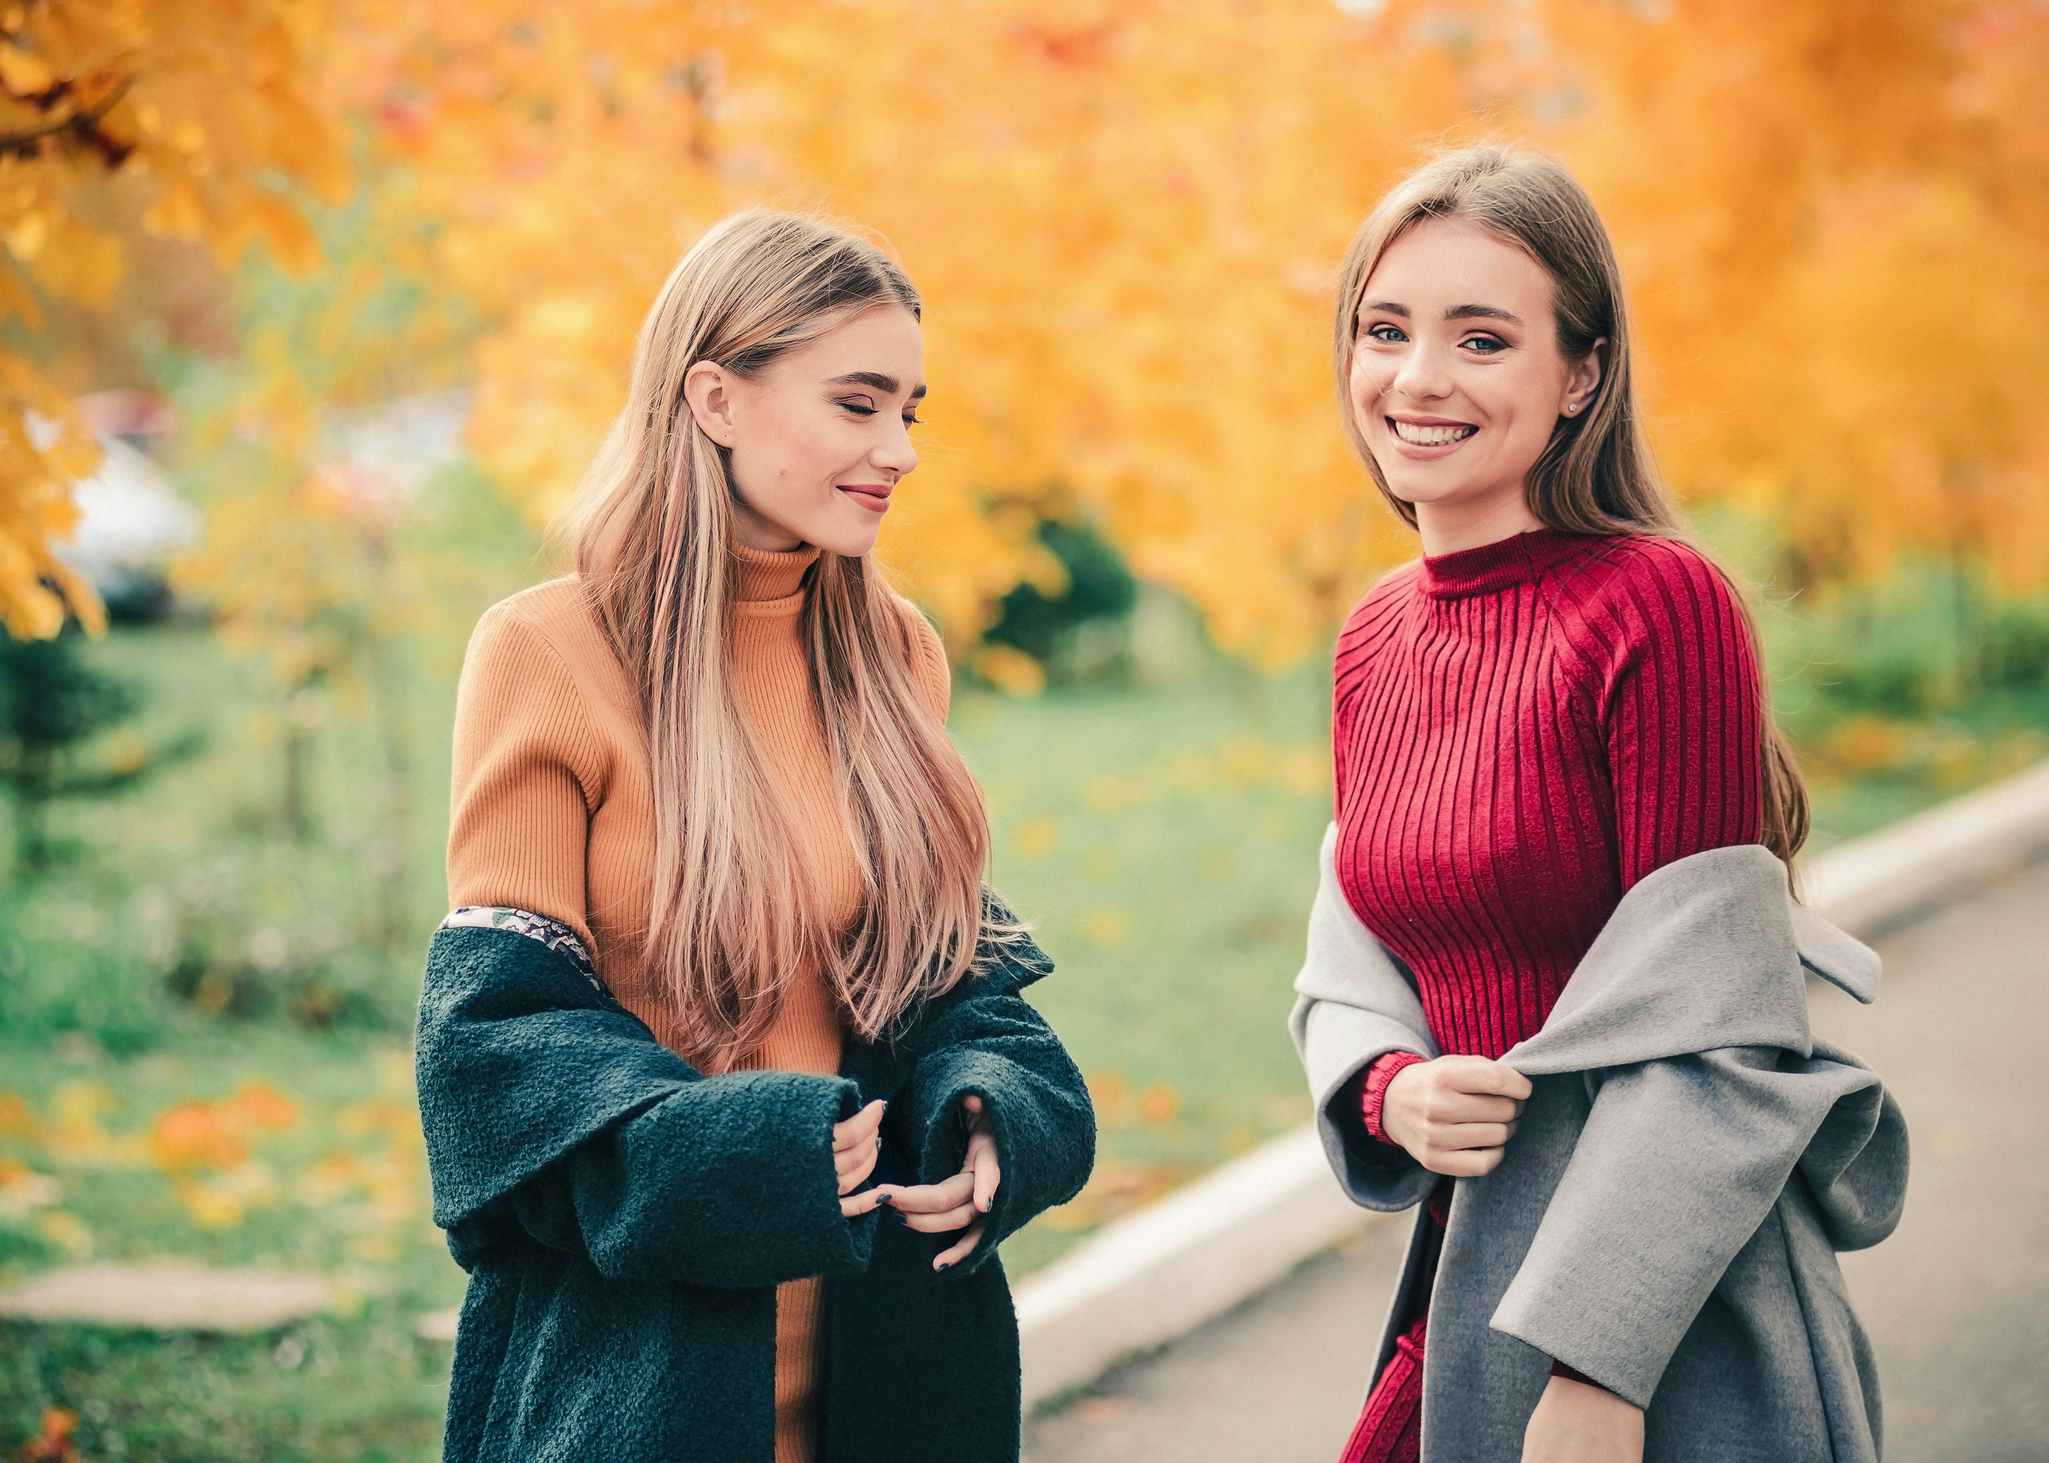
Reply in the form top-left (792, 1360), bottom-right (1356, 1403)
top-left (1291, 145), bottom-right (1905, 1463)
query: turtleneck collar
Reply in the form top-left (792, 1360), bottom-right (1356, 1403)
top-left (1418, 525), bottom-right (1594, 599)
top-left (733, 541), bottom-right (822, 615)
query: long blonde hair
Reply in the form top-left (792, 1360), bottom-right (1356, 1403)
top-left (560, 210), bottom-right (1002, 1068)
top-left (1333, 144), bottom-right (1812, 886)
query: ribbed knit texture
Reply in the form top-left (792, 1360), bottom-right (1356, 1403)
top-left (1359, 1049), bottom-right (1427, 1147)
top-left (1331, 525), bottom-right (1768, 1458)
top-left (1332, 526), bottom-right (1766, 1062)
top-left (1338, 1313), bottom-right (1426, 1463)
top-left (445, 542), bottom-right (951, 1463)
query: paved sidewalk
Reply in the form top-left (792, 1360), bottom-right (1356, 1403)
top-left (1025, 853), bottom-right (2049, 1463)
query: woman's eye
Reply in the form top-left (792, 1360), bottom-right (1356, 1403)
top-left (1364, 323), bottom-right (1406, 345)
top-left (903, 413), bottom-right (922, 428)
top-left (838, 401), bottom-right (877, 417)
top-left (1462, 335), bottom-right (1507, 354)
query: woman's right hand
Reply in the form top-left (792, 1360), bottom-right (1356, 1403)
top-left (834, 1098), bottom-right (889, 1217)
top-left (1381, 1055), bottom-right (1533, 1177)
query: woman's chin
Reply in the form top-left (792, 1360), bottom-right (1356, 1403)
top-left (808, 524), bottom-right (883, 559)
top-left (1382, 473), bottom-right (1467, 508)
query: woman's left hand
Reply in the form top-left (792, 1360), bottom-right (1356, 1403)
top-left (874, 1093), bottom-right (1002, 1271)
top-left (1521, 1375), bottom-right (1644, 1463)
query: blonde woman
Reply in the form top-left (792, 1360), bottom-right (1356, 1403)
top-left (415, 211), bottom-right (1095, 1463)
top-left (1290, 147), bottom-right (1906, 1463)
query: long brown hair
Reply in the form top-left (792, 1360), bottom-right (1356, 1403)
top-left (1333, 144), bottom-right (1811, 887)
top-left (559, 210), bottom-right (1007, 1069)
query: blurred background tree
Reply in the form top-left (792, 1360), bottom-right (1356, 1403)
top-left (0, 620), bottom-right (199, 873)
top-left (310, 0), bottom-right (2049, 664)
top-left (5, 1), bottom-right (2046, 664)
top-left (0, 0), bottom-right (350, 637)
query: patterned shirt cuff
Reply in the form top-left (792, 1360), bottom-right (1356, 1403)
top-left (440, 905), bottom-right (603, 995)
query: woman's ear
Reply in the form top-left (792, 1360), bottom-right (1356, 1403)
top-left (1563, 336), bottom-right (1607, 416)
top-left (683, 361), bottom-right (740, 447)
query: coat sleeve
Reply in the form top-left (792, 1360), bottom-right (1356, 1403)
top-left (894, 916), bottom-right (1096, 1278)
top-left (416, 922), bottom-right (878, 1290)
top-left (1487, 1044), bottom-right (1890, 1408)
top-left (1286, 822), bottom-right (1440, 1212)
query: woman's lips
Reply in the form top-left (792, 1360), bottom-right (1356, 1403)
top-left (1385, 416), bottom-right (1479, 458)
top-left (838, 485), bottom-right (892, 513)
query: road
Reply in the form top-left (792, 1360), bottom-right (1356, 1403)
top-left (1024, 853), bottom-right (2049, 1462)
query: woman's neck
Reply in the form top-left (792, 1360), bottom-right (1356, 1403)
top-left (1413, 493), bottom-right (1547, 558)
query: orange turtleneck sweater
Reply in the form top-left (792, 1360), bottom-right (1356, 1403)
top-left (443, 541), bottom-right (951, 1463)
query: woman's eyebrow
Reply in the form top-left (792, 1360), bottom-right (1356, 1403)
top-left (826, 370), bottom-right (927, 401)
top-left (1360, 299), bottom-right (1524, 327)
top-left (1446, 303), bottom-right (1523, 326)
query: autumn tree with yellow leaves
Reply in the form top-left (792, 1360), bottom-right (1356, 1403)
top-left (6, 1), bottom-right (2047, 663)
top-left (0, 0), bottom-right (349, 637)
top-left (339, 0), bottom-right (2049, 664)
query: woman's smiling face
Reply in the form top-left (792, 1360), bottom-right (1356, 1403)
top-left (685, 303), bottom-right (925, 558)
top-left (1347, 216), bottom-right (1600, 520)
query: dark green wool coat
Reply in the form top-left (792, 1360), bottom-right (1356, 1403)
top-left (413, 900), bottom-right (1096, 1462)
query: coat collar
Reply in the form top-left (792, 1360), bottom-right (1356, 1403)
top-left (1788, 895), bottom-right (1882, 1003)
top-left (1512, 843), bottom-right (1876, 1074)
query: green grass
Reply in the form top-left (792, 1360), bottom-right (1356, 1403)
top-left (954, 667), bottom-right (1337, 1271)
top-left (0, 1029), bottom-right (456, 1462)
top-left (2, 607), bottom-right (2045, 1459)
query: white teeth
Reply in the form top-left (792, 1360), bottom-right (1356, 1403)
top-left (1390, 419), bottom-right (1477, 447)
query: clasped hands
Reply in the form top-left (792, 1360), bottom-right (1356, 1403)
top-left (831, 1092), bottom-right (1000, 1271)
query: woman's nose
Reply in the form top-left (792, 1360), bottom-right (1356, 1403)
top-left (1390, 343), bottom-right (1454, 402)
top-left (873, 418), bottom-right (917, 477)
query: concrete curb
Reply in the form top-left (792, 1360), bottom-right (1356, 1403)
top-left (1013, 756), bottom-right (2049, 1412)
top-left (1796, 757), bottom-right (2049, 939)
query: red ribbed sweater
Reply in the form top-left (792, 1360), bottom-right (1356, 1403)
top-left (1330, 525), bottom-right (1767, 1459)
top-left (1333, 525), bottom-right (1766, 1061)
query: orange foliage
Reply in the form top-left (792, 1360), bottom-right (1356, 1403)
top-left (0, 0), bottom-right (349, 637)
top-left (146, 1080), bottom-right (301, 1175)
top-left (147, 1101), bottom-right (251, 1175)
top-left (334, 1), bottom-right (2046, 658)
top-left (8, 2), bottom-right (2048, 656)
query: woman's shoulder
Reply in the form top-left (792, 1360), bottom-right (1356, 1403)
top-left (475, 575), bottom-right (636, 671)
top-left (1353, 556), bottom-right (1423, 614)
top-left (1544, 532), bottom-right (1758, 685)
top-left (881, 589), bottom-right (951, 723)
top-left (1334, 558), bottom-right (1421, 673)
top-left (471, 575), bottom-right (591, 654)
top-left (462, 576), bottom-right (638, 733)
top-left (1550, 531), bottom-right (1737, 611)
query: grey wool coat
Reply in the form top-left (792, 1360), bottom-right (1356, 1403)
top-left (1288, 823), bottom-right (1909, 1463)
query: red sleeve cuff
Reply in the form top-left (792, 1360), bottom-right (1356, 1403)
top-left (1360, 1050), bottom-right (1428, 1146)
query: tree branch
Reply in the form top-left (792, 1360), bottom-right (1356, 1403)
top-left (0, 75), bottom-right (138, 163)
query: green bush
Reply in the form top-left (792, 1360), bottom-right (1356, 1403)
top-left (980, 516), bottom-right (1139, 684)
top-left (0, 891), bottom-right (170, 1058)
top-left (1776, 558), bottom-right (2049, 718)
